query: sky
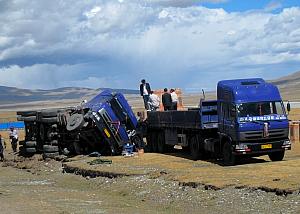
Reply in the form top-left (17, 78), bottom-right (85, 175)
top-left (0, 0), bottom-right (300, 92)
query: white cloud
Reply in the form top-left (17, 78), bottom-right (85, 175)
top-left (0, 1), bottom-right (299, 91)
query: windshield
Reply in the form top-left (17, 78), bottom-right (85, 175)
top-left (237, 101), bottom-right (285, 117)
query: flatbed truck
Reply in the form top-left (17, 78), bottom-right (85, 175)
top-left (146, 78), bottom-right (291, 165)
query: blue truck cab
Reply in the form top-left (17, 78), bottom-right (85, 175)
top-left (64, 90), bottom-right (139, 155)
top-left (217, 78), bottom-right (291, 164)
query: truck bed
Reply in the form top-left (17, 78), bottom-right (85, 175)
top-left (147, 110), bottom-right (202, 129)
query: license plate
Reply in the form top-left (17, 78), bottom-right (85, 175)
top-left (261, 144), bottom-right (272, 149)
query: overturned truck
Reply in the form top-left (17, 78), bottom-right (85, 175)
top-left (17, 90), bottom-right (141, 158)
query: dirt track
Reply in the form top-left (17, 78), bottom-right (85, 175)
top-left (0, 141), bottom-right (300, 213)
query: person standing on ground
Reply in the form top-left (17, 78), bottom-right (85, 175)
top-left (148, 91), bottom-right (160, 111)
top-left (162, 88), bottom-right (172, 111)
top-left (9, 126), bottom-right (18, 152)
top-left (139, 79), bottom-right (151, 110)
top-left (170, 88), bottom-right (178, 110)
top-left (0, 134), bottom-right (6, 161)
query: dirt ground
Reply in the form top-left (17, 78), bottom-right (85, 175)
top-left (0, 98), bottom-right (300, 213)
top-left (0, 140), bottom-right (299, 213)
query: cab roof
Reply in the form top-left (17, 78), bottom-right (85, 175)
top-left (217, 78), bottom-right (282, 103)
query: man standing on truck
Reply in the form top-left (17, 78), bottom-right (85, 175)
top-left (170, 88), bottom-right (178, 110)
top-left (140, 79), bottom-right (151, 110)
top-left (162, 88), bottom-right (172, 111)
top-left (9, 126), bottom-right (18, 152)
top-left (148, 91), bottom-right (160, 111)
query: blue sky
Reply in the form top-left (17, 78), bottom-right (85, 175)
top-left (202, 0), bottom-right (300, 12)
top-left (0, 0), bottom-right (300, 92)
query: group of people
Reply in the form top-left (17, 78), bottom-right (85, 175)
top-left (0, 127), bottom-right (19, 161)
top-left (139, 79), bottom-right (178, 111)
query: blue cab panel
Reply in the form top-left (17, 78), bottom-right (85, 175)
top-left (217, 78), bottom-right (282, 103)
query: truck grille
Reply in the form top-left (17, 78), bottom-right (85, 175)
top-left (240, 129), bottom-right (288, 141)
top-left (98, 109), bottom-right (122, 144)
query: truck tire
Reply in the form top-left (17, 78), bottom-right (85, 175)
top-left (50, 140), bottom-right (58, 146)
top-left (16, 111), bottom-right (36, 117)
top-left (17, 116), bottom-right (36, 122)
top-left (43, 145), bottom-right (59, 153)
top-left (190, 136), bottom-right (200, 161)
top-left (43, 152), bottom-right (59, 159)
top-left (47, 131), bottom-right (58, 140)
top-left (25, 141), bottom-right (37, 147)
top-left (268, 151), bottom-right (285, 161)
top-left (223, 141), bottom-right (236, 166)
top-left (25, 147), bottom-right (36, 153)
top-left (41, 110), bottom-right (58, 117)
top-left (66, 114), bottom-right (85, 131)
top-left (41, 117), bottom-right (58, 123)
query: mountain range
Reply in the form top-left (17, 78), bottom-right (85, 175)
top-left (0, 70), bottom-right (299, 108)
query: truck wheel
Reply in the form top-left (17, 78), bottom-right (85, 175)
top-left (50, 140), bottom-right (58, 146)
top-left (25, 141), bottom-right (37, 147)
top-left (25, 147), bottom-right (37, 153)
top-left (66, 114), bottom-right (85, 131)
top-left (157, 132), bottom-right (165, 153)
top-left (16, 111), bottom-right (36, 117)
top-left (223, 142), bottom-right (236, 166)
top-left (268, 151), bottom-right (285, 161)
top-left (41, 117), bottom-right (58, 123)
top-left (43, 145), bottom-right (59, 153)
top-left (43, 152), bottom-right (59, 159)
top-left (190, 136), bottom-right (200, 160)
top-left (41, 109), bottom-right (58, 117)
top-left (17, 116), bottom-right (36, 122)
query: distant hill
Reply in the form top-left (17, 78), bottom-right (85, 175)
top-left (269, 70), bottom-right (300, 101)
top-left (0, 86), bottom-right (139, 105)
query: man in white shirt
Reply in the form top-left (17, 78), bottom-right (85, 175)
top-left (9, 126), bottom-right (18, 152)
top-left (170, 89), bottom-right (178, 110)
top-left (148, 91), bottom-right (160, 111)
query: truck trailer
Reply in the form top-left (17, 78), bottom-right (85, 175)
top-left (146, 78), bottom-right (291, 165)
top-left (17, 90), bottom-right (141, 158)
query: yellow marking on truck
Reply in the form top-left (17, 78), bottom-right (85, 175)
top-left (104, 128), bottom-right (111, 138)
top-left (261, 144), bottom-right (272, 149)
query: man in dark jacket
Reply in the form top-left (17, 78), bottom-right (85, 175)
top-left (140, 79), bottom-right (151, 110)
top-left (162, 88), bottom-right (172, 111)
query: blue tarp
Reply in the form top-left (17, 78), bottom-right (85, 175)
top-left (0, 122), bottom-right (25, 130)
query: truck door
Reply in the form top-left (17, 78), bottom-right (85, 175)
top-left (221, 103), bottom-right (237, 141)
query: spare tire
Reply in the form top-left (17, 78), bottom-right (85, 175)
top-left (41, 109), bottom-right (59, 117)
top-left (41, 117), bottom-right (58, 123)
top-left (16, 111), bottom-right (36, 117)
top-left (25, 147), bottom-right (36, 153)
top-left (25, 141), bottom-right (37, 147)
top-left (43, 152), bottom-right (59, 159)
top-left (17, 116), bottom-right (36, 122)
top-left (43, 145), bottom-right (59, 153)
top-left (66, 114), bottom-right (85, 131)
